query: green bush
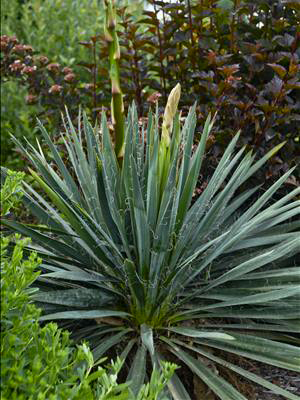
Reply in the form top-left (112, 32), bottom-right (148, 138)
top-left (0, 80), bottom-right (38, 168)
top-left (0, 169), bottom-right (25, 215)
top-left (3, 79), bottom-right (300, 399)
top-left (1, 171), bottom-right (95, 398)
top-left (0, 0), bottom-right (144, 168)
top-left (1, 0), bottom-right (144, 64)
top-left (1, 235), bottom-right (88, 399)
top-left (0, 0), bottom-right (104, 168)
top-left (1, 0), bottom-right (104, 66)
top-left (0, 172), bottom-right (176, 400)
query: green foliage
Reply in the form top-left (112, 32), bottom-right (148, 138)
top-left (0, 34), bottom-right (86, 168)
top-left (1, 234), bottom-right (88, 399)
top-left (0, 0), bottom-right (104, 167)
top-left (0, 173), bottom-right (176, 400)
top-left (0, 174), bottom-right (92, 398)
top-left (1, 0), bottom-right (144, 63)
top-left (0, 81), bottom-right (37, 167)
top-left (3, 86), bottom-right (300, 399)
top-left (1, 0), bottom-right (104, 66)
top-left (0, 0), bottom-right (144, 167)
top-left (0, 169), bottom-right (25, 216)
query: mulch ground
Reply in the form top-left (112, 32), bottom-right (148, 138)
top-left (220, 353), bottom-right (300, 400)
top-left (251, 364), bottom-right (300, 399)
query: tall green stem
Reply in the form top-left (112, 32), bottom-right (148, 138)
top-left (104, 0), bottom-right (125, 160)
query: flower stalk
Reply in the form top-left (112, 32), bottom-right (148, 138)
top-left (159, 83), bottom-right (181, 192)
top-left (104, 0), bottom-right (125, 161)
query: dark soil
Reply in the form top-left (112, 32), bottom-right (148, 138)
top-left (174, 349), bottom-right (300, 400)
top-left (250, 364), bottom-right (300, 400)
top-left (213, 352), bottom-right (300, 400)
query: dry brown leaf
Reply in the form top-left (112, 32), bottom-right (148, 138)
top-left (193, 375), bottom-right (216, 400)
top-left (95, 317), bottom-right (123, 326)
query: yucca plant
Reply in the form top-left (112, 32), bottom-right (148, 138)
top-left (2, 83), bottom-right (300, 399)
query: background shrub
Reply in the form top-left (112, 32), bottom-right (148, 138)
top-left (1, 0), bottom-right (104, 66)
top-left (1, 0), bottom-right (299, 180)
top-left (0, 0), bottom-right (144, 167)
top-left (112, 0), bottom-right (300, 183)
top-left (1, 0), bottom-right (102, 167)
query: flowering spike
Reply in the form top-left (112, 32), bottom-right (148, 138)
top-left (162, 83), bottom-right (181, 146)
top-left (103, 0), bottom-right (125, 160)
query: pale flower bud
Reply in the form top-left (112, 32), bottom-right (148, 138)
top-left (162, 83), bottom-right (181, 146)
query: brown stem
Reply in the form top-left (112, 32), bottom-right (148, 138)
top-left (265, 6), bottom-right (269, 39)
top-left (200, 0), bottom-right (203, 35)
top-left (187, 0), bottom-right (195, 47)
top-left (122, 12), bottom-right (143, 116)
top-left (187, 0), bottom-right (196, 71)
top-left (196, 0), bottom-right (204, 64)
top-left (153, 1), bottom-right (167, 102)
top-left (92, 40), bottom-right (97, 118)
top-left (133, 48), bottom-right (143, 116)
top-left (162, 5), bottom-right (171, 68)
top-left (230, 0), bottom-right (239, 52)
